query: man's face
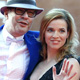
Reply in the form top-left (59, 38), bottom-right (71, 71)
top-left (4, 8), bottom-right (36, 37)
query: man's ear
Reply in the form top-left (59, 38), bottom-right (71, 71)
top-left (4, 8), bottom-right (9, 19)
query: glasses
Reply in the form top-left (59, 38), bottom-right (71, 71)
top-left (10, 8), bottom-right (37, 18)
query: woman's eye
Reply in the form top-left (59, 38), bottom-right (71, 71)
top-left (47, 29), bottom-right (53, 32)
top-left (60, 29), bottom-right (65, 33)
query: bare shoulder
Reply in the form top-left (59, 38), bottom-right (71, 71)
top-left (68, 58), bottom-right (80, 65)
top-left (67, 58), bottom-right (80, 80)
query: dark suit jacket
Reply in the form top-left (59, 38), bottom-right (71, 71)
top-left (0, 25), bottom-right (42, 80)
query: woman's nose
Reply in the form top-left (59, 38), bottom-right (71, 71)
top-left (52, 31), bottom-right (59, 38)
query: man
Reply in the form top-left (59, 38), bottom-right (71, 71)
top-left (0, 0), bottom-right (43, 80)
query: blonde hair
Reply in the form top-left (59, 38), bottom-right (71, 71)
top-left (40, 8), bottom-right (79, 61)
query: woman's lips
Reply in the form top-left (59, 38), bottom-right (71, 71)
top-left (51, 40), bottom-right (60, 44)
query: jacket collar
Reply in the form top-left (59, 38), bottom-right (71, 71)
top-left (23, 32), bottom-right (42, 80)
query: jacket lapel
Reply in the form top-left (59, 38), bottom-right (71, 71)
top-left (23, 32), bottom-right (42, 80)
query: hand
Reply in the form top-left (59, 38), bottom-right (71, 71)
top-left (53, 59), bottom-right (77, 80)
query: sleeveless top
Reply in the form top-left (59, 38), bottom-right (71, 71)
top-left (39, 55), bottom-right (80, 80)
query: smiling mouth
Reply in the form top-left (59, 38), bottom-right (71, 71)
top-left (53, 41), bottom-right (59, 44)
top-left (51, 40), bottom-right (60, 44)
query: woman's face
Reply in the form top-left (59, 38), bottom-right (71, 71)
top-left (45, 19), bottom-right (69, 51)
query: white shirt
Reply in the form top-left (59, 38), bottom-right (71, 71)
top-left (0, 27), bottom-right (30, 80)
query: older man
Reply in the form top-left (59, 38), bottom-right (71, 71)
top-left (0, 0), bottom-right (43, 80)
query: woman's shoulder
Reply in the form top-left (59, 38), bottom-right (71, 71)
top-left (67, 58), bottom-right (80, 80)
top-left (63, 54), bottom-right (80, 64)
top-left (67, 57), bottom-right (80, 65)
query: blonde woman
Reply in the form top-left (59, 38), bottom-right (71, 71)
top-left (30, 8), bottom-right (80, 80)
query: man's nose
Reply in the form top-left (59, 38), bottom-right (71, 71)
top-left (21, 12), bottom-right (29, 19)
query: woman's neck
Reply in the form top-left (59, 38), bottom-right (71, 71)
top-left (47, 48), bottom-right (58, 62)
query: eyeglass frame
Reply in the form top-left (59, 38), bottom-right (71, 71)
top-left (8, 7), bottom-right (37, 18)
